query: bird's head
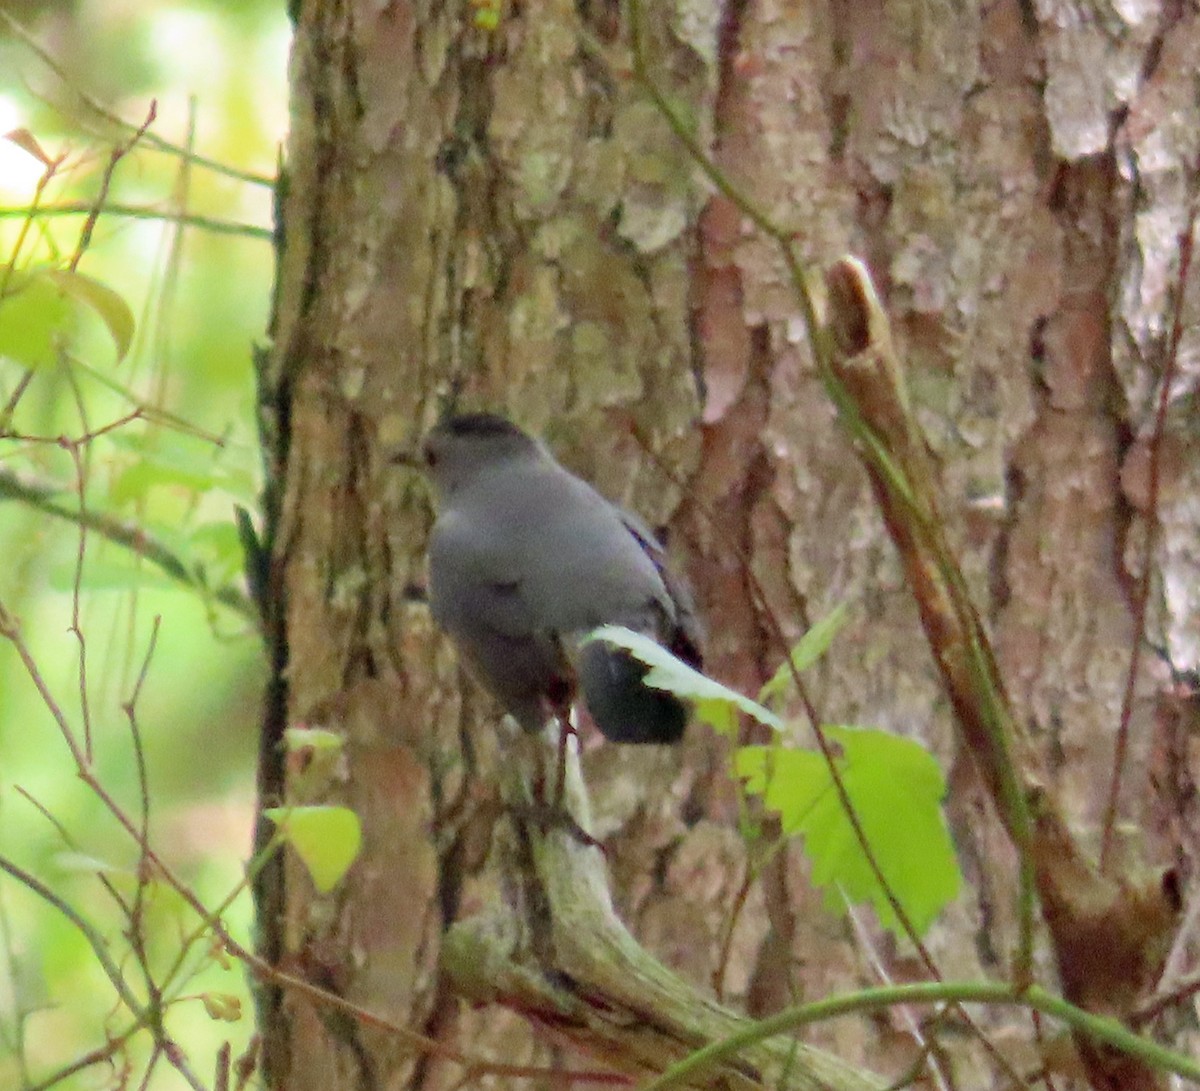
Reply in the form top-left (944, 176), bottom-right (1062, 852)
top-left (418, 412), bottom-right (542, 496)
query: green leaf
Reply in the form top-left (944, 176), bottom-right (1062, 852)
top-left (737, 726), bottom-right (961, 938)
top-left (586, 625), bottom-right (783, 736)
top-left (263, 805), bottom-right (361, 893)
top-left (201, 992), bottom-right (243, 1023)
top-left (42, 268), bottom-right (135, 360)
top-left (0, 268), bottom-right (74, 368)
top-left (0, 267), bottom-right (134, 366)
top-left (759, 603), bottom-right (850, 705)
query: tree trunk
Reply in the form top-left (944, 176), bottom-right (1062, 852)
top-left (254, 2), bottom-right (1200, 1088)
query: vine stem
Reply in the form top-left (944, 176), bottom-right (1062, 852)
top-left (643, 981), bottom-right (1200, 1091)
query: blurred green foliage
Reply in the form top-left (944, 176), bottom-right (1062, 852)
top-left (0, 1), bottom-right (288, 1087)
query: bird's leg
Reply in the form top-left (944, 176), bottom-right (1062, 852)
top-left (550, 704), bottom-right (575, 812)
top-left (524, 694), bottom-right (573, 808)
top-left (514, 699), bottom-right (603, 853)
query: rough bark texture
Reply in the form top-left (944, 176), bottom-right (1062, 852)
top-left (255, 1), bottom-right (1200, 1088)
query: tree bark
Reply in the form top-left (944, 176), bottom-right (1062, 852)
top-left (254, 2), bottom-right (1200, 1088)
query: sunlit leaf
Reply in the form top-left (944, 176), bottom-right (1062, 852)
top-left (759, 603), bottom-right (850, 705)
top-left (0, 267), bottom-right (134, 366)
top-left (737, 726), bottom-right (961, 938)
top-left (201, 993), bottom-right (243, 1023)
top-left (585, 625), bottom-right (783, 736)
top-left (0, 269), bottom-right (74, 368)
top-left (42, 268), bottom-right (135, 360)
top-left (263, 805), bottom-right (362, 893)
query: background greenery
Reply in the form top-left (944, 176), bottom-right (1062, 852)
top-left (0, 2), bottom-right (287, 1086)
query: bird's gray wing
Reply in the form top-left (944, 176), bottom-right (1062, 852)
top-left (428, 511), bottom-right (534, 638)
top-left (428, 511), bottom-right (566, 728)
top-left (614, 508), bottom-right (704, 667)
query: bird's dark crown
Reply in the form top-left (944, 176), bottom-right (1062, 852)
top-left (435, 412), bottom-right (530, 440)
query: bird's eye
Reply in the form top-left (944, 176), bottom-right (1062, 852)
top-left (423, 446), bottom-right (438, 468)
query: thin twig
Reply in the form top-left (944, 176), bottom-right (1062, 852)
top-left (712, 859), bottom-right (757, 1003)
top-left (16, 780), bottom-right (174, 1081)
top-left (13, 777), bottom-right (171, 1075)
top-left (21, 1024), bottom-right (144, 1091)
top-left (1028, 1009), bottom-right (1060, 1091)
top-left (843, 894), bottom-right (959, 1091)
top-left (0, 150), bottom-right (64, 428)
top-left (1, 598), bottom-right (604, 1085)
top-left (0, 370), bottom-right (36, 430)
top-left (0, 203), bottom-right (270, 240)
top-left (156, 831), bottom-right (283, 1004)
top-left (15, 784), bottom-right (132, 916)
top-left (125, 616), bottom-right (161, 1003)
top-left (0, 853), bottom-right (143, 1016)
top-left (0, 603), bottom-right (89, 772)
top-left (11, 349), bottom-right (227, 439)
top-left (62, 439), bottom-right (95, 761)
top-left (1100, 207), bottom-right (1197, 871)
top-left (0, 142), bottom-right (66, 299)
top-left (136, 1042), bottom-right (163, 1091)
top-left (124, 615), bottom-right (160, 838)
top-left (3, 407), bottom-right (146, 447)
top-left (215, 1042), bottom-right (231, 1091)
top-left (1134, 963), bottom-right (1200, 1026)
top-left (68, 100), bottom-right (158, 272)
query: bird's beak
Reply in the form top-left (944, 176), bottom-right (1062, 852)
top-left (387, 445), bottom-right (423, 469)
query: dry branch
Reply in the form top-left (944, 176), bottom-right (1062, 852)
top-left (441, 720), bottom-right (886, 1091)
top-left (822, 258), bottom-right (1181, 1091)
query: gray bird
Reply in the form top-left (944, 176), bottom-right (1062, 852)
top-left (420, 413), bottom-right (703, 745)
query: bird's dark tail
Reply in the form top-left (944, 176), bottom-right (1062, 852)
top-left (577, 641), bottom-right (688, 744)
